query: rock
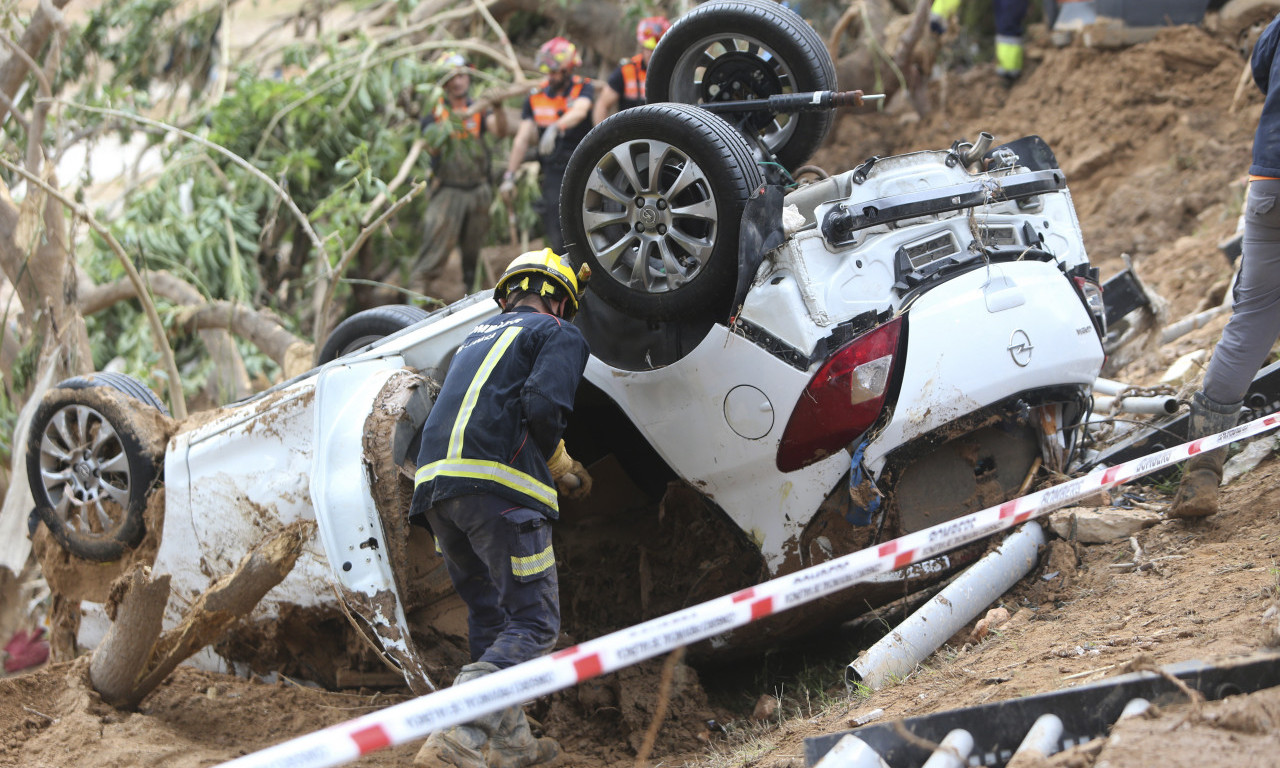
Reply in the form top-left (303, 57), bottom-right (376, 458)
top-left (1048, 507), bottom-right (1159, 543)
top-left (1222, 436), bottom-right (1280, 486)
top-left (1160, 349), bottom-right (1206, 387)
top-left (970, 606), bottom-right (1012, 644)
top-left (751, 693), bottom-right (779, 723)
top-left (1262, 603), bottom-right (1280, 649)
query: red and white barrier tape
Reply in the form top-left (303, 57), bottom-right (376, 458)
top-left (221, 412), bottom-right (1280, 768)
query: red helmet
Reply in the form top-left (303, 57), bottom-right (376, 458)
top-left (636, 16), bottom-right (671, 50)
top-left (536, 37), bottom-right (581, 74)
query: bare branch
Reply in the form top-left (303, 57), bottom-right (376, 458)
top-left (315, 180), bottom-right (426, 351)
top-left (360, 136), bottom-right (424, 224)
top-left (49, 101), bottom-right (327, 264)
top-left (0, 0), bottom-right (71, 126)
top-left (0, 156), bottom-right (189, 420)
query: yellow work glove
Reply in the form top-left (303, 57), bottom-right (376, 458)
top-left (547, 440), bottom-right (592, 500)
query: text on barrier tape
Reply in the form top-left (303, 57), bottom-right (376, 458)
top-left (221, 413), bottom-right (1280, 768)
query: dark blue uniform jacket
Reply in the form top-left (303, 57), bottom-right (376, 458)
top-left (1251, 15), bottom-right (1280, 177)
top-left (410, 306), bottom-right (590, 521)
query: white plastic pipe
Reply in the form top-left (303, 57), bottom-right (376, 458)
top-left (1093, 394), bottom-right (1178, 416)
top-left (1093, 377), bottom-right (1131, 396)
top-left (847, 523), bottom-right (1045, 689)
top-left (921, 729), bottom-right (974, 768)
top-left (1119, 697), bottom-right (1150, 720)
top-left (812, 734), bottom-right (891, 768)
top-left (1013, 713), bottom-right (1063, 759)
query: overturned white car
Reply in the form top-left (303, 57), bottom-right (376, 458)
top-left (28, 0), bottom-right (1106, 689)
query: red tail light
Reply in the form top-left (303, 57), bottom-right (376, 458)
top-left (777, 316), bottom-right (903, 472)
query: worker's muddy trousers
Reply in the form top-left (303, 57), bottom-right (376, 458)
top-left (425, 494), bottom-right (559, 669)
top-left (1204, 178), bottom-right (1280, 404)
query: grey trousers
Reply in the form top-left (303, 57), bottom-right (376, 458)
top-left (1203, 178), bottom-right (1280, 405)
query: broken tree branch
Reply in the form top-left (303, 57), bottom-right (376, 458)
top-left (0, 0), bottom-right (71, 126)
top-left (174, 300), bottom-right (314, 378)
top-left (89, 521), bottom-right (316, 710)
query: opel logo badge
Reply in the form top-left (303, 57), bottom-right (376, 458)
top-left (639, 207), bottom-right (658, 225)
top-left (1008, 329), bottom-right (1033, 367)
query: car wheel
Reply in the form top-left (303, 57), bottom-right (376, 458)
top-left (27, 374), bottom-right (168, 562)
top-left (646, 0), bottom-right (837, 172)
top-left (561, 103), bottom-right (763, 321)
top-left (318, 304), bottom-right (430, 364)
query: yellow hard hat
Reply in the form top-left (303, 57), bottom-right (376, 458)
top-left (495, 248), bottom-right (590, 318)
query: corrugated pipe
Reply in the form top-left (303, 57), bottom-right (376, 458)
top-left (847, 523), bottom-right (1044, 689)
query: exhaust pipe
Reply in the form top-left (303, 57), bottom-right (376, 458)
top-left (847, 523), bottom-right (1044, 690)
top-left (958, 132), bottom-right (995, 168)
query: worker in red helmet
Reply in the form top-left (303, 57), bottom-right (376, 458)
top-left (592, 16), bottom-right (670, 125)
top-left (500, 37), bottom-right (595, 253)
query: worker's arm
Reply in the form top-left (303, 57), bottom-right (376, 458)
top-left (592, 84), bottom-right (620, 125)
top-left (505, 118), bottom-right (538, 177)
top-left (558, 94), bottom-right (593, 133)
top-left (484, 100), bottom-right (509, 138)
top-left (521, 324), bottom-right (590, 458)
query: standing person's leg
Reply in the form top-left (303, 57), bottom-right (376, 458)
top-left (1170, 178), bottom-right (1280, 518)
top-left (994, 0), bottom-right (1029, 80)
top-left (412, 188), bottom-right (466, 296)
top-left (458, 185), bottom-right (494, 293)
top-left (426, 497), bottom-right (506, 661)
top-left (417, 496), bottom-right (507, 768)
top-left (464, 504), bottom-right (560, 768)
top-left (539, 165), bottom-right (567, 254)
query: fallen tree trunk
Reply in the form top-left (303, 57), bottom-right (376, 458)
top-left (89, 520), bottom-right (315, 710)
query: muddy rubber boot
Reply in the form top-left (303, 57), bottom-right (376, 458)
top-left (414, 662), bottom-right (502, 768)
top-left (1168, 392), bottom-right (1242, 519)
top-left (486, 705), bottom-right (560, 768)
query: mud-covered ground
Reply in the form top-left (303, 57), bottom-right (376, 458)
top-left (5, 16), bottom-right (1280, 768)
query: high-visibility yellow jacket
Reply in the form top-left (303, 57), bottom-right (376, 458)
top-left (410, 306), bottom-right (590, 519)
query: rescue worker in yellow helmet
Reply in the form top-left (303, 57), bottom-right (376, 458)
top-left (500, 38), bottom-right (594, 253)
top-left (931, 0), bottom-right (1029, 83)
top-left (412, 52), bottom-right (509, 298)
top-left (410, 249), bottom-right (591, 768)
top-left (592, 16), bottom-right (671, 125)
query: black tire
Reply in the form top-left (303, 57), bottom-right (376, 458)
top-left (646, 0), bottom-right (837, 172)
top-left (57, 371), bottom-right (170, 415)
top-left (318, 304), bottom-right (430, 364)
top-left (27, 375), bottom-right (167, 561)
top-left (560, 103), bottom-right (764, 320)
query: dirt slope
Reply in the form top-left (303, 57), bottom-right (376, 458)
top-left (3, 22), bottom-right (1280, 768)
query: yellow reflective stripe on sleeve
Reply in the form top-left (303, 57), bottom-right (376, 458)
top-left (415, 458), bottom-right (559, 509)
top-left (511, 542), bottom-right (555, 578)
top-left (448, 326), bottom-right (523, 459)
